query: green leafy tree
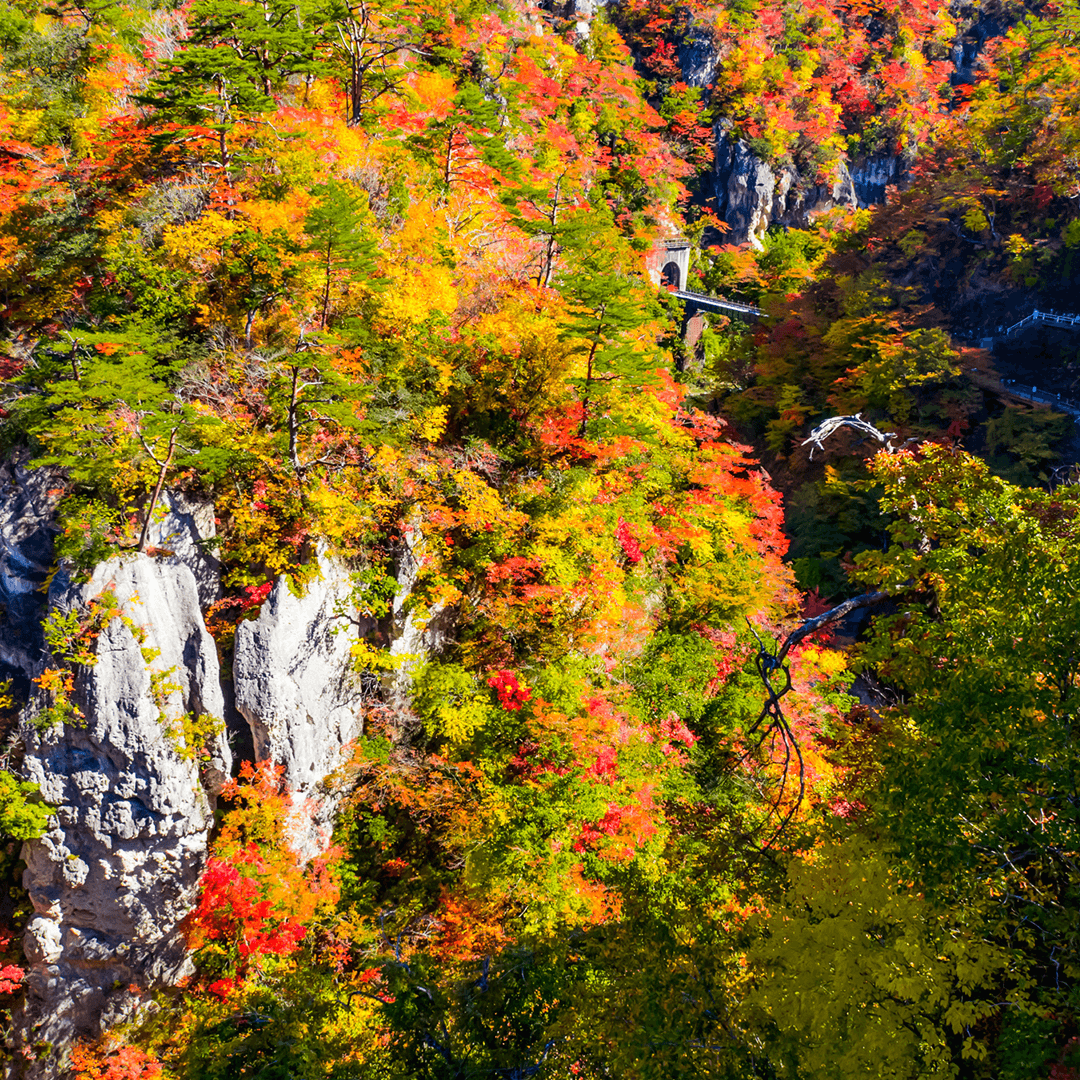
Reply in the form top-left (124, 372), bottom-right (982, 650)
top-left (315, 0), bottom-right (423, 126)
top-left (406, 82), bottom-right (518, 190)
top-left (219, 226), bottom-right (302, 347)
top-left (557, 233), bottom-right (662, 439)
top-left (851, 444), bottom-right (1080, 1070)
top-left (140, 0), bottom-right (319, 167)
top-left (304, 179), bottom-right (379, 328)
top-left (6, 331), bottom-right (219, 558)
top-left (500, 172), bottom-right (595, 290)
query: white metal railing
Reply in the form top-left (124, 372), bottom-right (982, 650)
top-left (1004, 309), bottom-right (1080, 335)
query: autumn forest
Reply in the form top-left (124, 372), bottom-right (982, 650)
top-left (0, 0), bottom-right (1079, 1074)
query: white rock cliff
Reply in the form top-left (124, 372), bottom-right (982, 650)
top-left (2, 487), bottom-right (448, 1073)
top-left (233, 553), bottom-right (368, 859)
top-left (13, 555), bottom-right (231, 1070)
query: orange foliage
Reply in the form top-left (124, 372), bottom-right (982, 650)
top-left (70, 1043), bottom-right (162, 1080)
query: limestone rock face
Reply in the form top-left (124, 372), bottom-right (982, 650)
top-left (713, 130), bottom-right (777, 249)
top-left (0, 459), bottom-right (60, 688)
top-left (849, 154), bottom-right (905, 207)
top-left (386, 527), bottom-right (454, 705)
top-left (15, 555), bottom-right (231, 1066)
top-left (0, 470), bottom-right (460, 1065)
top-left (678, 23), bottom-right (719, 88)
top-left (713, 123), bottom-right (861, 246)
top-left (143, 489), bottom-right (223, 609)
top-left (774, 159), bottom-right (857, 228)
top-left (233, 555), bottom-right (367, 856)
top-left (553, 0), bottom-right (606, 35)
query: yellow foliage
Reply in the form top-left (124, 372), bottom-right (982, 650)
top-left (305, 480), bottom-right (373, 548)
top-left (298, 78), bottom-right (338, 114)
top-left (413, 404), bottom-right (449, 442)
top-left (162, 212), bottom-right (242, 269)
top-left (377, 262), bottom-right (457, 328)
top-left (410, 69), bottom-right (457, 113)
top-left (239, 195), bottom-right (312, 239)
top-left (0, 234), bottom-right (18, 273)
top-left (451, 470), bottom-right (526, 536)
top-left (797, 645), bottom-right (847, 680)
top-left (8, 107), bottom-right (42, 143)
top-left (350, 638), bottom-right (395, 672)
top-left (332, 124), bottom-right (385, 176)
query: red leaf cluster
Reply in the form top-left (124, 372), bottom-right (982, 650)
top-left (615, 517), bottom-right (643, 564)
top-left (487, 670), bottom-right (531, 710)
top-left (187, 845), bottom-right (308, 960)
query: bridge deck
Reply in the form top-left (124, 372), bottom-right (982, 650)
top-left (672, 289), bottom-right (765, 318)
top-left (967, 370), bottom-right (1080, 419)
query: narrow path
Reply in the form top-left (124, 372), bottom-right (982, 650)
top-left (967, 369), bottom-right (1080, 420)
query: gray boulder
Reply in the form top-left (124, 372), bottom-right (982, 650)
top-left (14, 555), bottom-right (231, 1069)
top-left (773, 158), bottom-right (857, 227)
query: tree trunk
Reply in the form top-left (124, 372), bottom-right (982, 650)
top-left (137, 428), bottom-right (179, 554)
top-left (321, 240), bottom-right (334, 328)
top-left (578, 339), bottom-right (599, 439)
top-left (288, 363), bottom-right (303, 474)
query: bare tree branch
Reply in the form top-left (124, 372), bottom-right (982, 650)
top-left (743, 590), bottom-right (894, 847)
top-left (801, 413), bottom-right (902, 458)
top-left (775, 591), bottom-right (892, 666)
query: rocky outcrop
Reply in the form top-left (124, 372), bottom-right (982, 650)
top-left (554, 0), bottom-right (607, 35)
top-left (713, 131), bottom-right (777, 248)
top-left (849, 155), bottom-right (906, 207)
top-left (951, 5), bottom-right (1011, 85)
top-left (677, 22), bottom-right (719, 88)
top-left (0, 459), bottom-right (60, 691)
top-left (713, 123), bottom-right (859, 248)
top-left (143, 489), bottom-right (222, 610)
top-left (14, 555), bottom-right (231, 1070)
top-left (233, 553), bottom-right (369, 857)
top-left (231, 535), bottom-right (456, 856)
top-left (774, 160), bottom-right (857, 230)
top-left (386, 526), bottom-right (454, 703)
top-left (1, 474), bottom-right (456, 1066)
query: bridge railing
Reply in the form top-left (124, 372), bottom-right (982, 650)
top-left (1004, 309), bottom-right (1080, 335)
top-left (995, 379), bottom-right (1080, 418)
top-left (672, 288), bottom-right (765, 317)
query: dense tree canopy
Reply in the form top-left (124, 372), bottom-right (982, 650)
top-left (0, 0), bottom-right (1078, 1075)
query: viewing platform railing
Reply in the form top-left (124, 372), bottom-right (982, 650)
top-left (1004, 309), bottom-right (1080, 335)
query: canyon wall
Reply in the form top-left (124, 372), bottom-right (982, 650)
top-left (0, 487), bottom-right (426, 1075)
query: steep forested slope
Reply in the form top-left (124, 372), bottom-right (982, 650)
top-left (0, 0), bottom-right (1077, 1077)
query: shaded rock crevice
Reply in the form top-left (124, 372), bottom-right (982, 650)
top-left (0, 459), bottom-right (60, 694)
